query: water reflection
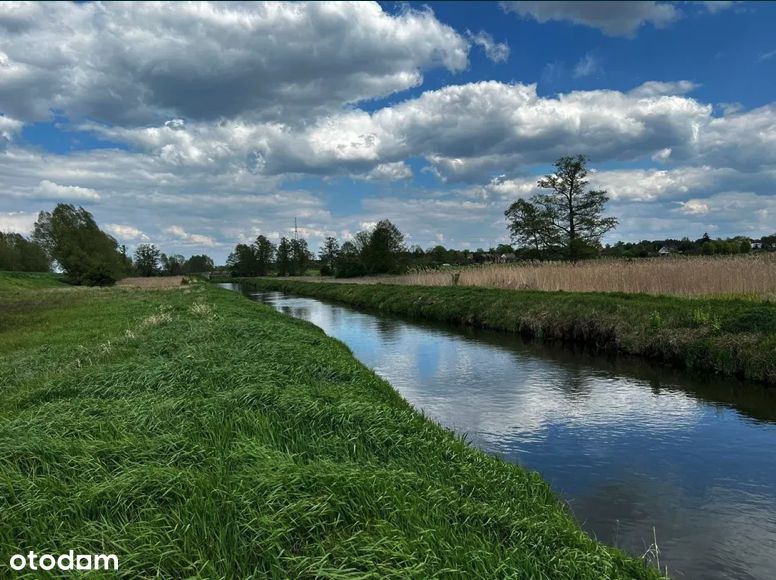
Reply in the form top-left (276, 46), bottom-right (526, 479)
top-left (224, 285), bottom-right (776, 580)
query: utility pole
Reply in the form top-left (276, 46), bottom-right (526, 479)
top-left (294, 217), bottom-right (298, 240)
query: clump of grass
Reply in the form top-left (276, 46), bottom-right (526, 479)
top-left (0, 283), bottom-right (660, 578)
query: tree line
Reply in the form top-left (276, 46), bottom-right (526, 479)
top-left (0, 204), bottom-right (216, 286)
top-left (226, 219), bottom-right (406, 278)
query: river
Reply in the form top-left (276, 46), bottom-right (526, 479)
top-left (224, 284), bottom-right (776, 579)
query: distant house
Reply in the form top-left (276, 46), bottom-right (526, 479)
top-left (658, 246), bottom-right (674, 256)
top-left (499, 252), bottom-right (516, 263)
top-left (752, 240), bottom-right (763, 250)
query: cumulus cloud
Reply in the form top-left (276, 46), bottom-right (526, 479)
top-left (34, 180), bottom-right (101, 201)
top-left (500, 1), bottom-right (678, 37)
top-left (105, 224), bottom-right (149, 243)
top-left (0, 2), bottom-right (468, 125)
top-left (0, 211), bottom-right (36, 234)
top-left (467, 30), bottom-right (510, 63)
top-left (0, 114), bottom-right (22, 145)
top-left (361, 162), bottom-right (413, 181)
top-left (164, 225), bottom-right (217, 247)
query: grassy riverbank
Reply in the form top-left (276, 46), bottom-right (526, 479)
top-left (238, 279), bottom-right (776, 386)
top-left (0, 276), bottom-right (657, 577)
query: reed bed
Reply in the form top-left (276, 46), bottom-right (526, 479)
top-left (381, 254), bottom-right (776, 297)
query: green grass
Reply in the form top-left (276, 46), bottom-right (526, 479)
top-left (238, 279), bottom-right (776, 386)
top-left (0, 280), bottom-right (658, 578)
top-left (0, 271), bottom-right (66, 291)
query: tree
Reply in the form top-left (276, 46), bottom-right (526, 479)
top-left (318, 236), bottom-right (340, 276)
top-left (253, 235), bottom-right (275, 276)
top-left (334, 241), bottom-right (366, 278)
top-left (134, 244), bottom-right (162, 276)
top-left (226, 244), bottom-right (258, 277)
top-left (160, 253), bottom-right (185, 276)
top-left (505, 156), bottom-right (617, 261)
top-left (362, 219), bottom-right (405, 274)
top-left (290, 238), bottom-right (310, 275)
top-left (275, 237), bottom-right (292, 276)
top-left (32, 204), bottom-right (125, 285)
top-left (184, 254), bottom-right (215, 273)
top-left (504, 199), bottom-right (557, 259)
top-left (0, 232), bottom-right (50, 272)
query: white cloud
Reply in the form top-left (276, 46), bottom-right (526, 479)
top-left (0, 115), bottom-right (23, 145)
top-left (500, 1), bottom-right (678, 37)
top-left (467, 30), bottom-right (510, 63)
top-left (701, 1), bottom-right (737, 14)
top-left (0, 2), bottom-right (468, 125)
top-left (105, 224), bottom-right (149, 243)
top-left (678, 199), bottom-right (710, 215)
top-left (0, 211), bottom-right (36, 234)
top-left (573, 53), bottom-right (602, 78)
top-left (361, 162), bottom-right (413, 181)
top-left (629, 80), bottom-right (700, 98)
top-left (164, 225), bottom-right (217, 247)
top-left (34, 180), bottom-right (101, 201)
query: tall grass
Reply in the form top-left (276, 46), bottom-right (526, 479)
top-left (0, 281), bottom-right (659, 578)
top-left (371, 255), bottom-right (776, 297)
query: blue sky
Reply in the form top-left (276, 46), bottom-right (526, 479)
top-left (1, 1), bottom-right (774, 261)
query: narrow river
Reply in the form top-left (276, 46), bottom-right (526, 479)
top-left (225, 284), bottom-right (776, 579)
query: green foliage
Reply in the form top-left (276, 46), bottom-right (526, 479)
top-left (134, 243), bottom-right (162, 276)
top-left (254, 235), bottom-right (275, 276)
top-left (183, 254), bottom-right (215, 274)
top-left (0, 232), bottom-right (51, 272)
top-left (318, 236), bottom-right (340, 276)
top-left (505, 156), bottom-right (617, 261)
top-left (0, 271), bottom-right (65, 291)
top-left (275, 237), bottom-right (291, 276)
top-left (243, 279), bottom-right (776, 386)
top-left (333, 220), bottom-right (406, 277)
top-left (32, 204), bottom-right (126, 286)
top-left (160, 253), bottom-right (185, 276)
top-left (289, 238), bottom-right (311, 275)
top-left (0, 283), bottom-right (659, 578)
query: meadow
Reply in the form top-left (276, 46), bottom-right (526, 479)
top-left (0, 273), bottom-right (658, 578)
top-left (350, 254), bottom-right (776, 298)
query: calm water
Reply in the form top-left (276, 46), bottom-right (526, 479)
top-left (225, 284), bottom-right (776, 579)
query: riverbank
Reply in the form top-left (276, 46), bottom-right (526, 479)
top-left (237, 278), bottom-right (776, 386)
top-left (0, 276), bottom-right (657, 577)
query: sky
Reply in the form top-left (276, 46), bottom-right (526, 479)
top-left (1, 1), bottom-right (775, 262)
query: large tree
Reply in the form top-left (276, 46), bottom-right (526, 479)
top-left (362, 219), bottom-right (405, 274)
top-left (275, 237), bottom-right (292, 276)
top-left (183, 254), bottom-right (215, 274)
top-left (134, 244), bottom-right (162, 277)
top-left (289, 238), bottom-right (310, 276)
top-left (32, 204), bottom-right (126, 285)
top-left (318, 236), bottom-right (340, 276)
top-left (505, 156), bottom-right (617, 261)
top-left (226, 244), bottom-right (258, 277)
top-left (253, 235), bottom-right (275, 276)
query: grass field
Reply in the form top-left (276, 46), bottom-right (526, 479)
top-left (339, 254), bottom-right (776, 297)
top-left (0, 276), bottom-right (658, 577)
top-left (241, 278), bottom-right (776, 386)
top-left (0, 271), bottom-right (67, 291)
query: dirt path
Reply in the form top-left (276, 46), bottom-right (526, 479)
top-left (117, 276), bottom-right (185, 288)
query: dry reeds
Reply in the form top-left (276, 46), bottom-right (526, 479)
top-left (377, 254), bottom-right (776, 297)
